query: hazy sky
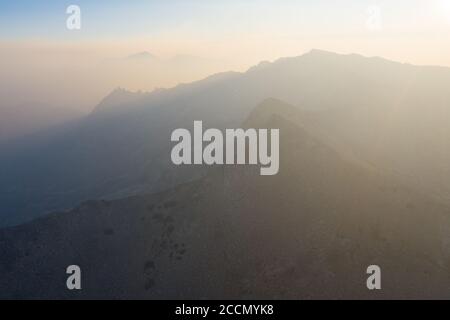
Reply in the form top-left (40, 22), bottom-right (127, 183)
top-left (1, 0), bottom-right (450, 63)
top-left (1, 1), bottom-right (450, 118)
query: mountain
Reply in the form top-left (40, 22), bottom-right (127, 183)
top-left (126, 51), bottom-right (158, 61)
top-left (2, 49), bottom-right (450, 227)
top-left (92, 87), bottom-right (147, 115)
top-left (1, 99), bottom-right (450, 299)
top-left (0, 102), bottom-right (82, 143)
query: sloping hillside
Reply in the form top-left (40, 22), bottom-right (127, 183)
top-left (3, 50), bottom-right (450, 227)
top-left (1, 99), bottom-right (450, 299)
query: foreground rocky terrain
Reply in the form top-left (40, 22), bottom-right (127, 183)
top-left (1, 99), bottom-right (450, 299)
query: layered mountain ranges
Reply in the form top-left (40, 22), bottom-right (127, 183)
top-left (2, 49), bottom-right (450, 227)
top-left (1, 99), bottom-right (450, 299)
top-left (2, 50), bottom-right (450, 299)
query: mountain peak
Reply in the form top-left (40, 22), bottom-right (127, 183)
top-left (92, 87), bottom-right (146, 115)
top-left (301, 49), bottom-right (403, 66)
top-left (126, 51), bottom-right (157, 60)
top-left (247, 60), bottom-right (273, 72)
top-left (306, 49), bottom-right (338, 56)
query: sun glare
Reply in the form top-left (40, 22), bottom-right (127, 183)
top-left (439, 0), bottom-right (450, 21)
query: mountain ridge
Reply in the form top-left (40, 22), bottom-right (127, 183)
top-left (2, 98), bottom-right (450, 299)
top-left (2, 50), bottom-right (450, 227)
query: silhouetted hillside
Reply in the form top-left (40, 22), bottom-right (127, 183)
top-left (2, 50), bottom-right (450, 227)
top-left (0, 102), bottom-right (82, 143)
top-left (1, 99), bottom-right (449, 299)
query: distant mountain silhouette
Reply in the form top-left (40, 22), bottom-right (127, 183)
top-left (2, 99), bottom-right (450, 299)
top-left (92, 87), bottom-right (147, 115)
top-left (1, 49), bottom-right (450, 227)
top-left (126, 51), bottom-right (158, 61)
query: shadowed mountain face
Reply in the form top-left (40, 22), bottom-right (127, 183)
top-left (0, 102), bottom-right (82, 143)
top-left (1, 49), bottom-right (450, 228)
top-left (1, 100), bottom-right (450, 299)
